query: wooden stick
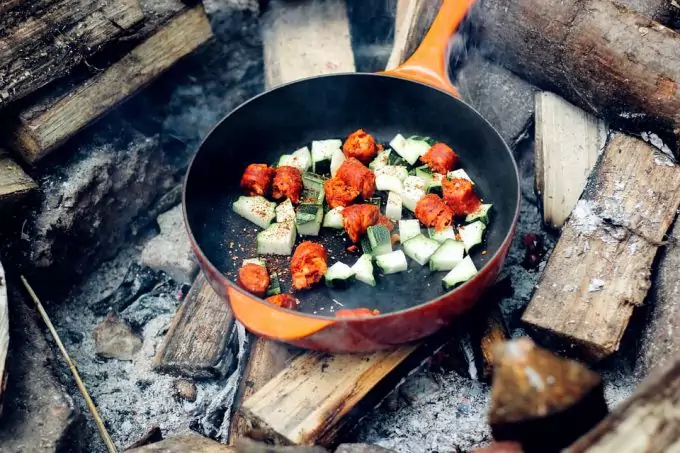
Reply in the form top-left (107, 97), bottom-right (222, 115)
top-left (21, 275), bottom-right (118, 453)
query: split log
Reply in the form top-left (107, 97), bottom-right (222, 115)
top-left (154, 272), bottom-right (235, 379)
top-left (4, 3), bottom-right (213, 164)
top-left (617, 0), bottom-right (680, 29)
top-left (0, 261), bottom-right (7, 414)
top-left (0, 148), bottom-right (37, 209)
top-left (0, 0), bottom-right (145, 106)
top-left (473, 303), bottom-right (509, 381)
top-left (478, 0), bottom-right (680, 159)
top-left (489, 338), bottom-right (608, 452)
top-left (127, 435), bottom-right (234, 452)
top-left (522, 134), bottom-right (680, 360)
top-left (534, 92), bottom-right (608, 229)
top-left (635, 219), bottom-right (680, 378)
top-left (566, 354), bottom-right (680, 452)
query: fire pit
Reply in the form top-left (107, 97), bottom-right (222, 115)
top-left (0, 0), bottom-right (678, 452)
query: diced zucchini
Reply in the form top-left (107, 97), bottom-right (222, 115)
top-left (367, 197), bottom-right (382, 208)
top-left (429, 239), bottom-right (466, 272)
top-left (374, 165), bottom-right (409, 181)
top-left (376, 174), bottom-right (403, 193)
top-left (324, 262), bottom-right (355, 288)
top-left (459, 220), bottom-right (486, 252)
top-left (415, 166), bottom-right (444, 190)
top-left (442, 255), bottom-right (478, 290)
top-left (351, 254), bottom-right (376, 286)
top-left (278, 146), bottom-right (312, 172)
top-left (295, 204), bottom-right (324, 236)
top-left (360, 235), bottom-right (373, 255)
top-left (330, 148), bottom-right (345, 177)
top-left (367, 225), bottom-right (392, 256)
top-left (399, 219), bottom-right (421, 244)
top-left (390, 135), bottom-right (430, 165)
top-left (375, 250), bottom-right (408, 274)
top-left (389, 134), bottom-right (407, 156)
top-left (266, 272), bottom-right (282, 296)
top-left (302, 172), bottom-right (325, 190)
top-left (401, 175), bottom-right (427, 212)
top-left (409, 135), bottom-right (436, 146)
top-left (242, 257), bottom-right (266, 267)
top-left (322, 206), bottom-right (344, 229)
top-left (232, 196), bottom-right (276, 229)
top-left (385, 192), bottom-right (402, 221)
top-left (256, 222), bottom-right (296, 255)
top-left (402, 234), bottom-right (440, 266)
top-left (447, 169), bottom-right (474, 184)
top-left (465, 204), bottom-right (493, 224)
top-left (275, 199), bottom-right (296, 224)
top-left (300, 187), bottom-right (325, 205)
top-left (369, 149), bottom-right (391, 171)
top-left (403, 175), bottom-right (427, 191)
top-left (312, 140), bottom-right (340, 174)
top-left (427, 226), bottom-right (456, 243)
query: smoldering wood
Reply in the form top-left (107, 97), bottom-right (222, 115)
top-left (478, 0), bottom-right (680, 159)
top-left (523, 134), bottom-right (680, 360)
top-left (565, 355), bottom-right (680, 452)
top-left (489, 338), bottom-right (608, 452)
top-left (534, 92), bottom-right (608, 229)
top-left (635, 219), bottom-right (680, 378)
top-left (3, 3), bottom-right (213, 164)
top-left (473, 303), bottom-right (509, 381)
top-left (154, 272), bottom-right (235, 379)
top-left (126, 435), bottom-right (235, 452)
top-left (124, 426), bottom-right (163, 450)
top-left (0, 148), bottom-right (37, 209)
top-left (0, 0), bottom-right (145, 107)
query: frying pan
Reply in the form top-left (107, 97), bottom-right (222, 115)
top-left (183, 0), bottom-right (520, 353)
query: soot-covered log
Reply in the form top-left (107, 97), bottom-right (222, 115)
top-left (478, 0), bottom-right (680, 158)
top-left (488, 338), bottom-right (608, 452)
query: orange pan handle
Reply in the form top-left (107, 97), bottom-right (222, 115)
top-left (383, 0), bottom-right (476, 97)
top-left (228, 286), bottom-right (335, 341)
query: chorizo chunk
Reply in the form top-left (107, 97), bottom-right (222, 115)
top-left (272, 166), bottom-right (303, 204)
top-left (237, 263), bottom-right (270, 297)
top-left (290, 241), bottom-right (328, 290)
top-left (415, 194), bottom-right (453, 231)
top-left (343, 129), bottom-right (378, 164)
top-left (265, 294), bottom-right (298, 310)
top-left (336, 157), bottom-right (376, 200)
top-left (420, 143), bottom-right (458, 174)
top-left (324, 177), bottom-right (360, 208)
top-left (342, 204), bottom-right (380, 243)
top-left (335, 308), bottom-right (380, 318)
top-left (442, 177), bottom-right (481, 216)
top-left (240, 163), bottom-right (275, 197)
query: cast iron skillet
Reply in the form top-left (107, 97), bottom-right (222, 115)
top-left (183, 0), bottom-right (520, 352)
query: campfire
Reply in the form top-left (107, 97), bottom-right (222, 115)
top-left (0, 0), bottom-right (679, 452)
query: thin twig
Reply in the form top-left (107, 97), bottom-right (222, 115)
top-left (21, 275), bottom-right (118, 453)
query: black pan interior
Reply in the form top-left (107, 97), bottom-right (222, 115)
top-left (185, 74), bottom-right (518, 317)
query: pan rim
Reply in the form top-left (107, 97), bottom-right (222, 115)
top-left (182, 71), bottom-right (521, 321)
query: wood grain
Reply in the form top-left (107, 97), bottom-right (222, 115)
top-left (535, 92), bottom-right (608, 229)
top-left (479, 0), bottom-right (680, 158)
top-left (523, 134), bottom-right (680, 360)
top-left (0, 0), bottom-right (145, 106)
top-left (566, 356), bottom-right (680, 452)
top-left (127, 435), bottom-right (235, 452)
top-left (154, 272), bottom-right (235, 379)
top-left (5, 4), bottom-right (213, 164)
top-left (0, 148), bottom-right (37, 206)
top-left (0, 261), bottom-right (8, 415)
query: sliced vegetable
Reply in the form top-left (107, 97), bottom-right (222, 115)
top-left (302, 172), bottom-right (325, 190)
top-left (442, 255), bottom-right (478, 290)
top-left (385, 192), bottom-right (402, 221)
top-left (401, 175), bottom-right (427, 211)
top-left (351, 254), bottom-right (375, 286)
top-left (427, 226), bottom-right (456, 243)
top-left (398, 219), bottom-right (421, 243)
top-left (415, 166), bottom-right (444, 190)
top-left (429, 239), bottom-right (466, 272)
top-left (266, 272), bottom-right (282, 296)
top-left (402, 234), bottom-right (440, 266)
top-left (447, 168), bottom-right (474, 184)
top-left (322, 206), bottom-right (344, 229)
top-left (295, 204), bottom-right (324, 236)
top-left (330, 148), bottom-right (345, 177)
top-left (459, 220), bottom-right (486, 252)
top-left (390, 134), bottom-right (430, 165)
top-left (242, 257), bottom-right (266, 267)
top-left (312, 140), bottom-right (340, 174)
top-left (369, 149), bottom-right (391, 171)
top-left (256, 221), bottom-right (296, 255)
top-left (376, 174), bottom-right (403, 193)
top-left (367, 225), bottom-right (392, 256)
top-left (278, 146), bottom-right (312, 172)
top-left (465, 203), bottom-right (493, 224)
top-left (360, 235), bottom-right (373, 255)
top-left (275, 199), bottom-right (296, 224)
top-left (375, 250), bottom-right (408, 274)
top-left (232, 195), bottom-right (276, 229)
top-left (374, 165), bottom-right (409, 181)
top-left (389, 134), bottom-right (407, 156)
top-left (324, 262), bottom-right (355, 288)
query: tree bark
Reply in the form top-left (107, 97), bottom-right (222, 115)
top-left (478, 0), bottom-right (680, 158)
